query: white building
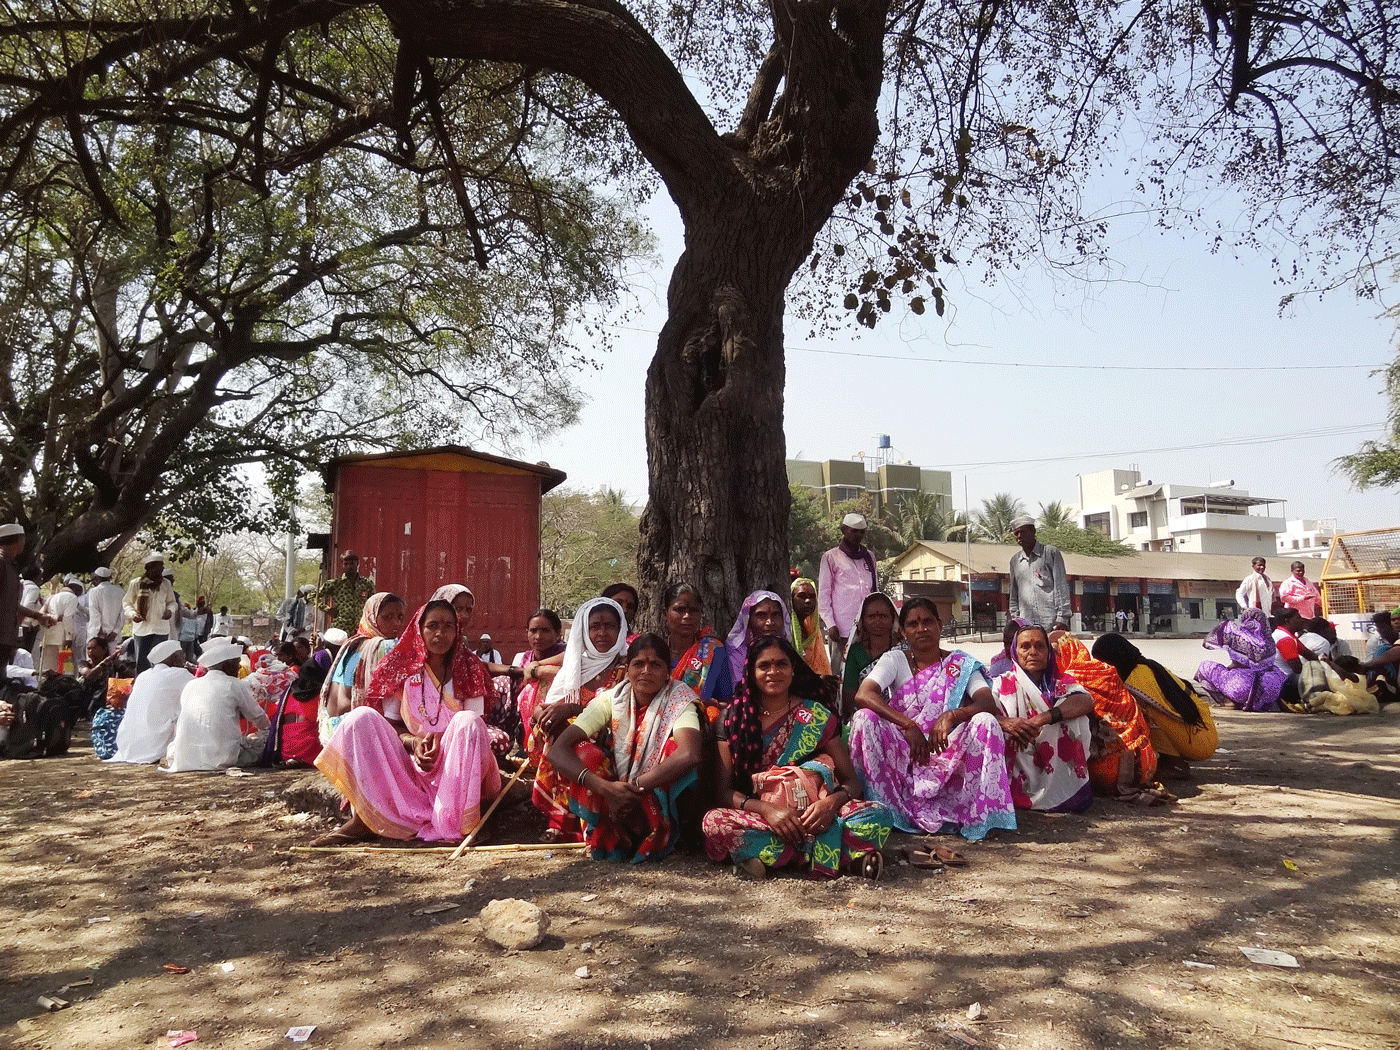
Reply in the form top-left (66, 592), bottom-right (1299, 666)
top-left (1275, 518), bottom-right (1340, 559)
top-left (1072, 468), bottom-right (1285, 557)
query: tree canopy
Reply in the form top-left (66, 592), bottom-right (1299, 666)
top-left (4, 0), bottom-right (1396, 620)
top-left (0, 3), bottom-right (644, 574)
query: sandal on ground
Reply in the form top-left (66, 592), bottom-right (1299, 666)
top-left (926, 844), bottom-right (967, 867)
top-left (901, 846), bottom-right (945, 870)
top-left (734, 857), bottom-right (767, 880)
top-left (310, 830), bottom-right (373, 848)
top-left (851, 851), bottom-right (884, 880)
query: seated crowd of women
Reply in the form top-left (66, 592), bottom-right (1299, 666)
top-left (1195, 607), bottom-right (1380, 716)
top-left (304, 580), bottom-right (1220, 881)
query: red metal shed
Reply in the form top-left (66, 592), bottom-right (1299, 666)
top-left (324, 445), bottom-right (566, 660)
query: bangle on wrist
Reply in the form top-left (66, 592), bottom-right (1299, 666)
top-left (576, 767), bottom-right (590, 786)
top-left (1048, 706), bottom-right (1064, 724)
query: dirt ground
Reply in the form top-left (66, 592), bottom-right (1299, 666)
top-left (2, 706), bottom-right (1397, 1050)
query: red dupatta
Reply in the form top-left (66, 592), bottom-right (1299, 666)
top-left (362, 602), bottom-right (493, 718)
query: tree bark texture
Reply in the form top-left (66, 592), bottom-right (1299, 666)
top-left (386, 0), bottom-right (888, 629)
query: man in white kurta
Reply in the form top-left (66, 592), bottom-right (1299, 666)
top-left (87, 568), bottom-right (127, 643)
top-left (110, 640), bottom-right (193, 764)
top-left (165, 639), bottom-right (269, 771)
top-left (1235, 556), bottom-right (1274, 612)
top-left (38, 581), bottom-right (81, 674)
top-left (124, 553), bottom-right (179, 672)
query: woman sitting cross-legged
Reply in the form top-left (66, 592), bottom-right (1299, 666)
top-left (704, 635), bottom-right (892, 880)
top-left (312, 599), bottom-right (500, 846)
top-left (848, 598), bottom-right (1016, 842)
top-left (542, 633), bottom-right (702, 862)
top-left (991, 623), bottom-right (1094, 813)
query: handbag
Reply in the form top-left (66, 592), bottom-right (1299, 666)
top-left (751, 755), bottom-right (835, 811)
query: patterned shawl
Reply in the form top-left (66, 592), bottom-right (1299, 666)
top-left (1203, 608), bottom-right (1277, 665)
top-left (319, 591), bottom-right (397, 709)
top-left (607, 678), bottom-right (700, 784)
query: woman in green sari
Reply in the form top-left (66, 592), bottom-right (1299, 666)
top-left (703, 635), bottom-right (891, 879)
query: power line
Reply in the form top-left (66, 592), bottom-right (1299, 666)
top-left (786, 345), bottom-right (1383, 372)
top-left (602, 321), bottom-right (1383, 372)
top-left (942, 422), bottom-right (1386, 470)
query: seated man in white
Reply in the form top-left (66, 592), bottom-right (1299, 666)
top-left (110, 639), bottom-right (192, 764)
top-left (165, 638), bottom-right (269, 771)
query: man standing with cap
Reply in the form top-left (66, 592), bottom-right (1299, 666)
top-left (88, 567), bottom-right (126, 644)
top-left (1008, 515), bottom-right (1071, 631)
top-left (124, 552), bottom-right (178, 672)
top-left (38, 576), bottom-right (82, 675)
top-left (819, 512), bottom-right (880, 671)
top-left (317, 550), bottom-right (374, 634)
top-left (0, 524), bottom-right (51, 668)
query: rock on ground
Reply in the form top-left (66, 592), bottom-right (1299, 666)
top-left (479, 897), bottom-right (550, 950)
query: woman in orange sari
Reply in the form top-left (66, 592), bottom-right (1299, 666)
top-left (1052, 634), bottom-right (1172, 804)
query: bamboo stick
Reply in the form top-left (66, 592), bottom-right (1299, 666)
top-left (290, 841), bottom-right (587, 855)
top-left (451, 747), bottom-right (535, 859)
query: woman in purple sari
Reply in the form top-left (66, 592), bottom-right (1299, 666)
top-left (1196, 609), bottom-right (1285, 711)
top-left (848, 598), bottom-right (1016, 841)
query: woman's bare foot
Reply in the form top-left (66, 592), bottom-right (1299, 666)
top-left (311, 813), bottom-right (375, 847)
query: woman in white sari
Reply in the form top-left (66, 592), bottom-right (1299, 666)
top-left (992, 623), bottom-right (1095, 813)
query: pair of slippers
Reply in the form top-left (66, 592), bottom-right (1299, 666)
top-left (901, 842), bottom-right (968, 870)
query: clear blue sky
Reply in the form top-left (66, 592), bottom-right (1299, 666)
top-left (520, 189), bottom-right (1396, 533)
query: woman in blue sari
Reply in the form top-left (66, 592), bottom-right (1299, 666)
top-left (703, 635), bottom-right (891, 879)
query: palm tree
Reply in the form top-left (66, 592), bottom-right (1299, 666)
top-left (1038, 500), bottom-right (1075, 529)
top-left (888, 492), bottom-right (971, 547)
top-left (973, 493), bottom-right (1026, 543)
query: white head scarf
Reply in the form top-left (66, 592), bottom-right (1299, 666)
top-left (542, 596), bottom-right (627, 706)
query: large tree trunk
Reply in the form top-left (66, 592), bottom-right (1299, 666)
top-left (636, 199), bottom-right (814, 631)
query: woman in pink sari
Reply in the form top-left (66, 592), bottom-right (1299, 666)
top-left (848, 598), bottom-right (1016, 841)
top-left (312, 599), bottom-right (500, 846)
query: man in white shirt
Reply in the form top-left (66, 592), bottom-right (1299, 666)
top-left (165, 638), bottom-right (269, 771)
top-left (88, 566), bottom-right (127, 643)
top-left (124, 553), bottom-right (178, 672)
top-left (1008, 516), bottom-right (1072, 631)
top-left (1235, 557), bottom-right (1275, 613)
top-left (475, 633), bottom-right (502, 665)
top-left (110, 639), bottom-right (193, 764)
top-left (38, 578), bottom-right (82, 674)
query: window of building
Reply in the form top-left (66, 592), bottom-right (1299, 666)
top-left (1187, 601), bottom-right (1201, 618)
top-left (1128, 511), bottom-right (1148, 529)
top-left (1084, 512), bottom-right (1110, 537)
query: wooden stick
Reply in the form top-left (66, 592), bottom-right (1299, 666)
top-left (451, 751), bottom-right (533, 859)
top-left (291, 841), bottom-right (587, 854)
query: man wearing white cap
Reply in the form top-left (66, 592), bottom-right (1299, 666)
top-left (0, 524), bottom-right (51, 668)
top-left (818, 512), bottom-right (879, 671)
top-left (1008, 515), bottom-right (1071, 631)
top-left (38, 577), bottom-right (83, 675)
top-left (123, 553), bottom-right (178, 673)
top-left (164, 638), bottom-right (269, 771)
top-left (109, 639), bottom-right (193, 764)
top-left (88, 567), bottom-right (126, 644)
top-left (475, 632), bottom-right (501, 665)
